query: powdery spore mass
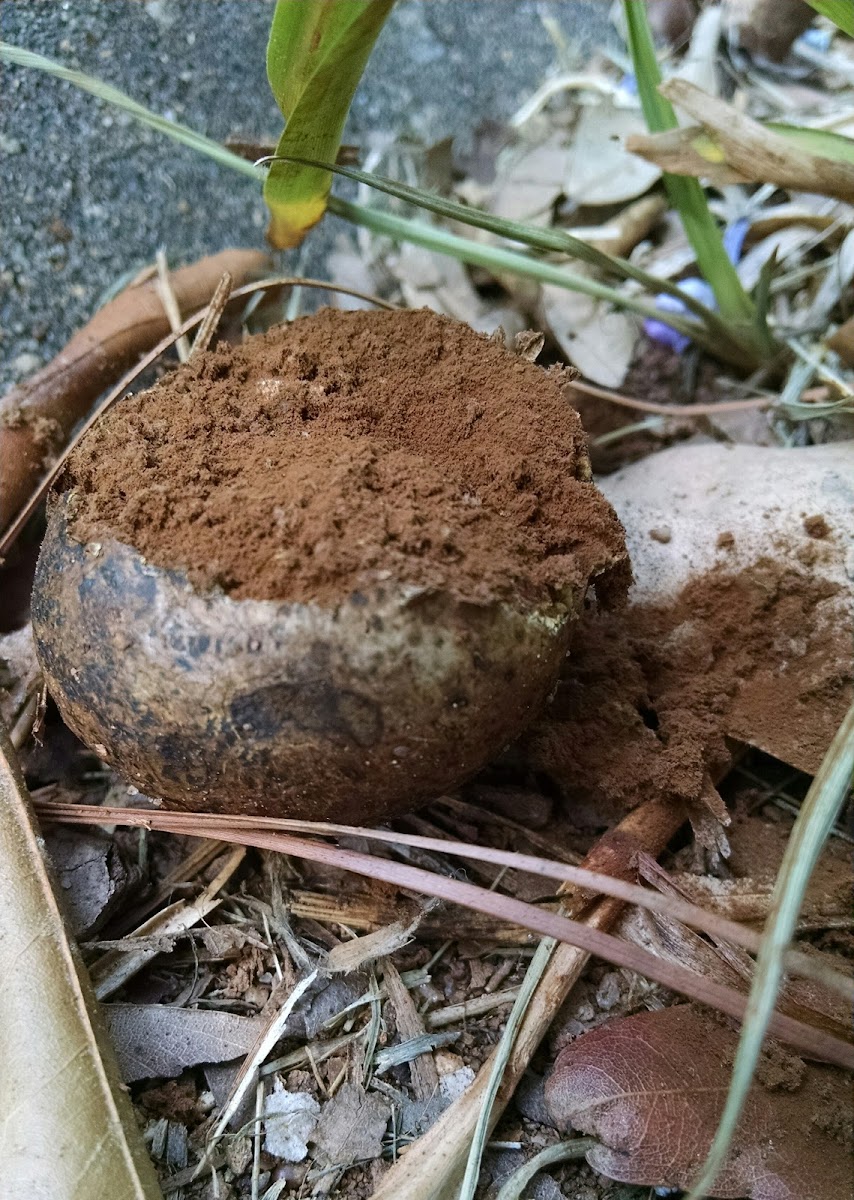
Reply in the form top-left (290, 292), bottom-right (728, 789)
top-left (62, 308), bottom-right (628, 608)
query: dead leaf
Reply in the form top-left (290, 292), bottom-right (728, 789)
top-left (388, 242), bottom-right (524, 338)
top-left (540, 281), bottom-right (638, 387)
top-left (564, 101), bottom-right (661, 206)
top-left (312, 1081), bottom-right (390, 1169)
top-left (0, 723), bottom-right (162, 1198)
top-left (544, 1006), bottom-right (852, 1200)
top-left (490, 132), bottom-right (567, 223)
top-left (627, 80), bottom-right (854, 203)
top-left (45, 825), bottom-right (137, 938)
top-left (103, 1004), bottom-right (265, 1083)
top-left (263, 1086), bottom-right (320, 1161)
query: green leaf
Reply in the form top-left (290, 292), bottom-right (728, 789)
top-left (805, 0), bottom-right (854, 35)
top-left (622, 1), bottom-right (758, 333)
top-left (264, 0), bottom-right (395, 248)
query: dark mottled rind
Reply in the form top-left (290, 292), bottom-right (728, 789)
top-left (32, 493), bottom-right (584, 821)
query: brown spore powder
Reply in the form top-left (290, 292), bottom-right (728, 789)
top-left (62, 309), bottom-right (628, 608)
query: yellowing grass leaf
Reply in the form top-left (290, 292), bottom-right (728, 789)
top-left (0, 724), bottom-right (162, 1199)
top-left (264, 0), bottom-right (395, 247)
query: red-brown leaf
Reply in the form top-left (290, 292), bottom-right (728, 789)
top-left (544, 1005), bottom-right (852, 1200)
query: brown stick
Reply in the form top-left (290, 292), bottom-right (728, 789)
top-left (0, 248), bottom-right (268, 533)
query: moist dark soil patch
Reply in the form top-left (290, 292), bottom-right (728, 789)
top-left (61, 307), bottom-right (628, 609)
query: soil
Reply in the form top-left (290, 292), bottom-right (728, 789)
top-left (522, 557), bottom-right (851, 827)
top-left (61, 308), bottom-right (629, 610)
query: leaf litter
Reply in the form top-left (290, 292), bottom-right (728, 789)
top-left (3, 5), bottom-right (854, 1199)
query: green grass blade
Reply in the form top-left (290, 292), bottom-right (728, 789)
top-left (459, 937), bottom-right (558, 1200)
top-left (622, 1), bottom-right (757, 330)
top-left (327, 195), bottom-right (726, 349)
top-left (264, 0), bottom-right (395, 248)
top-left (1, 39), bottom-right (754, 365)
top-left (768, 121), bottom-right (854, 164)
top-left (262, 153), bottom-right (746, 343)
top-left (0, 42), bottom-right (262, 182)
top-left (805, 0), bottom-right (854, 35)
top-left (685, 701), bottom-right (854, 1200)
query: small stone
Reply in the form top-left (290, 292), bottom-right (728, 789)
top-left (648, 526), bottom-right (672, 544)
top-left (11, 352), bottom-right (42, 377)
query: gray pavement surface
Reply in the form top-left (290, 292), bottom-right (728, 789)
top-left (1, 0), bottom-right (611, 390)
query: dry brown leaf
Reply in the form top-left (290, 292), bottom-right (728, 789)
top-left (0, 724), bottom-right (162, 1199)
top-left (564, 100), bottom-right (661, 206)
top-left (544, 1005), bottom-right (852, 1200)
top-left (490, 132), bottom-right (567, 223)
top-left (45, 825), bottom-right (137, 938)
top-left (104, 1004), bottom-right (265, 1083)
top-left (540, 281), bottom-right (638, 388)
top-left (312, 1081), bottom-right (390, 1169)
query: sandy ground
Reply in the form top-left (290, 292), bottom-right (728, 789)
top-left (1, 0), bottom-right (610, 390)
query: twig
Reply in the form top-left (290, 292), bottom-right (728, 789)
top-left (572, 378), bottom-right (771, 416)
top-left (39, 801), bottom-right (850, 998)
top-left (191, 271), bottom-right (233, 356)
top-left (39, 804), bottom-right (854, 1069)
top-left (155, 250), bottom-right (191, 361)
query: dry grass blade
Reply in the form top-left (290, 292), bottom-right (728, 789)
top-left (369, 797), bottom-right (685, 1200)
top-left (39, 802), bottom-right (851, 998)
top-left (495, 1139), bottom-right (596, 1200)
top-left (0, 722), bottom-right (163, 1199)
top-left (154, 250), bottom-right (191, 361)
top-left (571, 379), bottom-right (772, 417)
top-left (90, 846), bottom-right (245, 1000)
top-left (196, 970), bottom-right (318, 1178)
top-left (40, 807), bottom-right (854, 1067)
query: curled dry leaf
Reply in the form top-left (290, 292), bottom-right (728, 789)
top-left (544, 1005), bottom-right (853, 1200)
top-left (0, 248), bottom-right (268, 535)
top-left (540, 281), bottom-right (638, 387)
top-left (563, 100), bottom-right (661, 206)
top-left (0, 724), bottom-right (162, 1199)
top-left (263, 1086), bottom-right (320, 1162)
